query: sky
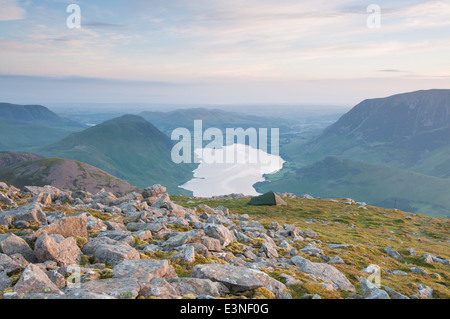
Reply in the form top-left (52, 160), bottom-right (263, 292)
top-left (0, 0), bottom-right (449, 107)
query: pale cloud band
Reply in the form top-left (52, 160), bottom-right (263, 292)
top-left (0, 0), bottom-right (25, 21)
top-left (0, 0), bottom-right (449, 105)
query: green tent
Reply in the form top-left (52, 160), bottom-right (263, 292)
top-left (248, 191), bottom-right (287, 206)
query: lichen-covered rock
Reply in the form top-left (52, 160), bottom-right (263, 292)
top-left (360, 277), bottom-right (390, 299)
top-left (203, 224), bottom-right (236, 248)
top-left (291, 256), bottom-right (355, 291)
top-left (191, 264), bottom-right (285, 294)
top-left (384, 246), bottom-right (402, 259)
top-left (33, 216), bottom-right (88, 240)
top-left (0, 253), bottom-right (25, 275)
top-left (1, 202), bottom-right (47, 225)
top-left (140, 277), bottom-right (180, 299)
top-left (0, 271), bottom-right (11, 291)
top-left (0, 193), bottom-right (14, 205)
top-left (259, 241), bottom-right (278, 259)
top-left (0, 233), bottom-right (36, 263)
top-left (34, 234), bottom-right (82, 266)
top-left (82, 237), bottom-right (140, 265)
top-left (162, 230), bottom-right (204, 249)
top-left (64, 277), bottom-right (140, 299)
top-left (13, 263), bottom-right (63, 295)
top-left (168, 278), bottom-right (228, 297)
top-left (113, 259), bottom-right (177, 283)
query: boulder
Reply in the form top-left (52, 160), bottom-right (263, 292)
top-left (383, 286), bottom-right (409, 299)
top-left (162, 230), bottom-right (204, 249)
top-left (142, 184), bottom-right (166, 199)
top-left (0, 214), bottom-right (12, 227)
top-left (168, 278), bottom-right (228, 297)
top-left (0, 253), bottom-right (24, 275)
top-left (24, 186), bottom-right (61, 200)
top-left (97, 231), bottom-right (135, 247)
top-left (140, 277), bottom-right (180, 299)
top-left (417, 284), bottom-right (433, 299)
top-left (384, 247), bottom-right (402, 259)
top-left (291, 256), bottom-right (355, 291)
top-left (328, 255), bottom-right (346, 265)
top-left (360, 277), bottom-right (390, 299)
top-left (151, 193), bottom-right (171, 208)
top-left (38, 216), bottom-right (87, 239)
top-left (423, 254), bottom-right (450, 265)
top-left (202, 236), bottom-right (222, 252)
top-left (113, 259), bottom-right (177, 283)
top-left (410, 267), bottom-right (428, 275)
top-left (0, 272), bottom-right (11, 291)
top-left (126, 222), bottom-right (166, 233)
top-left (82, 237), bottom-right (140, 265)
top-left (65, 277), bottom-right (141, 299)
top-left (191, 264), bottom-right (285, 294)
top-left (203, 224), bottom-right (236, 248)
top-left (1, 202), bottom-right (47, 225)
top-left (0, 193), bottom-right (14, 205)
top-left (34, 234), bottom-right (82, 266)
top-left (259, 241), bottom-right (278, 259)
top-left (13, 263), bottom-right (62, 295)
top-left (0, 233), bottom-right (36, 262)
top-left (36, 193), bottom-right (52, 205)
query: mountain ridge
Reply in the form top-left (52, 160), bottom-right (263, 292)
top-left (34, 114), bottom-right (195, 194)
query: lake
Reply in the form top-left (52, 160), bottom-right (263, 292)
top-left (179, 143), bottom-right (285, 197)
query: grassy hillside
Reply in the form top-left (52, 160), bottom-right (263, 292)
top-left (0, 103), bottom-right (86, 151)
top-left (173, 195), bottom-right (450, 299)
top-left (0, 103), bottom-right (84, 127)
top-left (0, 157), bottom-right (138, 194)
top-left (256, 157), bottom-right (450, 218)
top-left (0, 119), bottom-right (84, 151)
top-left (35, 115), bottom-right (195, 194)
top-left (0, 151), bottom-right (44, 169)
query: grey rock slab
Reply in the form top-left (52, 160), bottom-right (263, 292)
top-left (191, 264), bottom-right (285, 294)
top-left (113, 259), bottom-right (177, 283)
top-left (168, 277), bottom-right (228, 297)
top-left (65, 277), bottom-right (141, 299)
top-left (0, 233), bottom-right (36, 263)
top-left (360, 277), bottom-right (390, 299)
top-left (291, 256), bottom-right (355, 291)
top-left (384, 247), bottom-right (402, 259)
top-left (13, 263), bottom-right (63, 295)
top-left (34, 234), bottom-right (82, 266)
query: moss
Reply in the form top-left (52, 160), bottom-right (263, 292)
top-left (132, 235), bottom-right (149, 247)
top-left (242, 287), bottom-right (275, 299)
top-left (225, 242), bottom-right (248, 255)
top-left (88, 231), bottom-right (101, 238)
top-left (99, 268), bottom-right (114, 279)
top-left (74, 236), bottom-right (88, 249)
top-left (167, 224), bottom-right (191, 232)
top-left (139, 253), bottom-right (150, 260)
top-left (172, 254), bottom-right (227, 278)
top-left (80, 255), bottom-right (95, 266)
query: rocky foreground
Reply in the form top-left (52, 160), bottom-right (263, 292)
top-left (0, 182), bottom-right (448, 299)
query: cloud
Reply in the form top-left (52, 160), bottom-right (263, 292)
top-left (83, 22), bottom-right (128, 29)
top-left (0, 0), bottom-right (25, 21)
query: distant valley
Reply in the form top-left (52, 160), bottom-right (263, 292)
top-left (1, 91), bottom-right (450, 218)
